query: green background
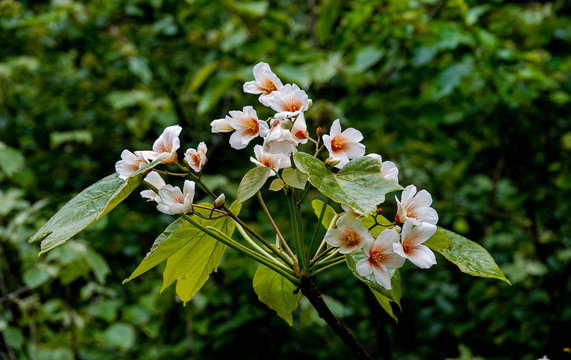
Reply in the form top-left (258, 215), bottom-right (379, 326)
top-left (1, 0), bottom-right (570, 359)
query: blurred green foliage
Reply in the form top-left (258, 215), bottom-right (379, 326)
top-left (1, 0), bottom-right (569, 359)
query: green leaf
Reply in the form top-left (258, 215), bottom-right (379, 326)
top-left (237, 166), bottom-right (271, 203)
top-left (360, 213), bottom-right (393, 237)
top-left (252, 264), bottom-right (302, 326)
top-left (294, 153), bottom-right (402, 215)
top-left (369, 287), bottom-right (398, 323)
top-left (100, 323), bottom-right (136, 351)
top-left (282, 168), bottom-right (308, 189)
top-left (0, 142), bottom-right (25, 177)
top-left (158, 203), bottom-right (241, 304)
top-left (231, 1), bottom-right (269, 17)
top-left (315, 0), bottom-right (340, 45)
top-left (311, 199), bottom-right (336, 230)
top-left (29, 159), bottom-right (162, 255)
top-left (269, 178), bottom-right (285, 192)
top-left (436, 227), bottom-right (511, 284)
top-left (424, 228), bottom-right (453, 252)
top-left (345, 253), bottom-right (402, 306)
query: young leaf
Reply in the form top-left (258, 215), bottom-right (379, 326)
top-left (282, 168), bottom-right (308, 189)
top-left (237, 166), bottom-right (271, 203)
top-left (29, 159), bottom-right (162, 255)
top-left (252, 264), bottom-right (302, 326)
top-left (269, 179), bottom-right (285, 192)
top-left (369, 287), bottom-right (398, 323)
top-left (311, 199), bottom-right (337, 230)
top-left (345, 253), bottom-right (402, 306)
top-left (294, 153), bottom-right (402, 215)
top-left (436, 227), bottom-right (511, 284)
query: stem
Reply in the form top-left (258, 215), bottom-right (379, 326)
top-left (308, 197), bottom-right (330, 257)
top-left (257, 193), bottom-right (297, 264)
top-left (311, 257), bottom-right (346, 275)
top-left (288, 189), bottom-right (306, 270)
top-left (182, 215), bottom-right (299, 285)
top-left (155, 169), bottom-right (189, 177)
top-left (311, 213), bottom-right (340, 263)
top-left (235, 223), bottom-right (292, 269)
top-left (300, 276), bottom-right (373, 360)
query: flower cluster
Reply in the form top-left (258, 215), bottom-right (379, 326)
top-left (115, 62), bottom-right (439, 291)
top-left (115, 125), bottom-right (207, 216)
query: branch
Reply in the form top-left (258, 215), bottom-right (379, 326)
top-left (300, 276), bottom-right (374, 360)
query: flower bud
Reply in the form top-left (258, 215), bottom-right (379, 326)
top-left (281, 119), bottom-right (293, 130)
top-left (325, 157), bottom-right (341, 168)
top-left (393, 225), bottom-right (401, 234)
top-left (307, 99), bottom-right (313, 110)
top-left (376, 207), bottom-right (383, 215)
top-left (316, 127), bottom-right (323, 135)
top-left (213, 193), bottom-right (225, 209)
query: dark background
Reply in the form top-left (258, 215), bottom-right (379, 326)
top-left (1, 0), bottom-right (570, 359)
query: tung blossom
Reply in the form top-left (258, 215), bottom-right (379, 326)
top-left (393, 220), bottom-right (437, 269)
top-left (140, 171), bottom-right (166, 202)
top-left (291, 112), bottom-right (309, 144)
top-left (324, 216), bottom-right (373, 254)
top-left (243, 62), bottom-right (283, 103)
top-left (395, 185), bottom-right (439, 225)
top-left (225, 106), bottom-right (269, 150)
top-left (322, 119), bottom-right (366, 169)
top-left (263, 84), bottom-right (309, 119)
top-left (184, 142), bottom-right (208, 173)
top-left (156, 180), bottom-right (195, 215)
top-left (250, 145), bottom-right (291, 177)
top-left (210, 118), bottom-right (234, 133)
top-left (115, 150), bottom-right (149, 180)
top-left (140, 125), bottom-right (182, 165)
top-left (263, 119), bottom-right (298, 156)
top-left (356, 228), bottom-right (405, 290)
top-left (367, 153), bottom-right (399, 181)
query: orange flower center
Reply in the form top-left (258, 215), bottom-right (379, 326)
top-left (282, 97), bottom-right (302, 113)
top-left (331, 136), bottom-right (345, 152)
top-left (370, 249), bottom-right (384, 264)
top-left (261, 79), bottom-right (277, 94)
top-left (244, 118), bottom-right (260, 137)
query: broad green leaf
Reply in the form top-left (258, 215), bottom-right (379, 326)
top-left (269, 179), bottom-right (285, 191)
top-left (100, 323), bottom-right (135, 351)
top-left (160, 203), bottom-right (241, 304)
top-left (369, 287), bottom-right (398, 323)
top-left (252, 264), bottom-right (302, 326)
top-left (0, 142), bottom-right (25, 177)
top-left (125, 202), bottom-right (241, 284)
top-left (424, 228), bottom-right (453, 252)
top-left (311, 199), bottom-right (336, 230)
top-left (346, 253), bottom-right (402, 306)
top-left (237, 166), bottom-right (271, 203)
top-left (29, 158), bottom-right (162, 255)
top-left (231, 1), bottom-right (269, 17)
top-left (188, 61), bottom-right (220, 92)
top-left (436, 227), bottom-right (511, 284)
top-left (294, 153), bottom-right (402, 215)
top-left (282, 168), bottom-right (308, 189)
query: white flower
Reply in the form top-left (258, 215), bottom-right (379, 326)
top-left (184, 142), bottom-right (208, 173)
top-left (395, 185), bottom-right (438, 225)
top-left (367, 153), bottom-right (399, 181)
top-left (210, 118), bottom-right (234, 133)
top-left (337, 203), bottom-right (362, 224)
top-left (250, 145), bottom-right (290, 177)
top-left (115, 150), bottom-right (149, 180)
top-left (156, 180), bottom-right (195, 215)
top-left (225, 106), bottom-right (269, 150)
top-left (322, 119), bottom-right (366, 168)
top-left (243, 62), bottom-right (283, 103)
top-left (263, 84), bottom-right (309, 119)
top-left (140, 125), bottom-right (182, 164)
top-left (263, 119), bottom-right (298, 156)
top-left (355, 228), bottom-right (405, 290)
top-left (291, 112), bottom-right (309, 144)
top-left (393, 220), bottom-right (437, 269)
top-left (324, 215), bottom-right (372, 254)
top-left (140, 171), bottom-right (166, 202)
